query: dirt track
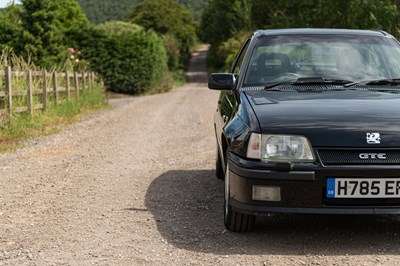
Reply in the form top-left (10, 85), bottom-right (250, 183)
top-left (1, 47), bottom-right (400, 265)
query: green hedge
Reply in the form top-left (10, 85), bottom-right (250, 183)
top-left (80, 22), bottom-right (169, 94)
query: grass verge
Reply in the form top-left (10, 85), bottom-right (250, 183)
top-left (0, 86), bottom-right (107, 153)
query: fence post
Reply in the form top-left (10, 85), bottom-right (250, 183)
top-left (88, 72), bottom-right (92, 90)
top-left (4, 66), bottom-right (12, 121)
top-left (27, 70), bottom-right (33, 115)
top-left (74, 71), bottom-right (79, 99)
top-left (81, 72), bottom-right (85, 91)
top-left (65, 70), bottom-right (70, 101)
top-left (92, 72), bottom-right (95, 89)
top-left (42, 70), bottom-right (47, 111)
top-left (91, 72), bottom-right (95, 88)
top-left (53, 71), bottom-right (58, 105)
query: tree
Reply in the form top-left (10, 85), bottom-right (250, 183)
top-left (128, 0), bottom-right (197, 68)
top-left (0, 4), bottom-right (23, 51)
top-left (76, 0), bottom-right (206, 24)
top-left (249, 0), bottom-right (399, 34)
top-left (19, 0), bottom-right (90, 68)
top-left (200, 0), bottom-right (400, 70)
top-left (179, 0), bottom-right (205, 21)
top-left (77, 0), bottom-right (141, 24)
top-left (199, 0), bottom-right (251, 46)
top-left (198, 0), bottom-right (251, 69)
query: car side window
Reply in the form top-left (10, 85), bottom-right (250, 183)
top-left (231, 38), bottom-right (250, 75)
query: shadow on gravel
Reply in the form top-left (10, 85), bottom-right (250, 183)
top-left (145, 170), bottom-right (400, 255)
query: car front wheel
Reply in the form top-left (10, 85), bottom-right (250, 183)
top-left (224, 163), bottom-right (256, 232)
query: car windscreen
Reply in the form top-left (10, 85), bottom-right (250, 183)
top-left (243, 34), bottom-right (400, 86)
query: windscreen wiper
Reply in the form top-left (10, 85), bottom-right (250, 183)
top-left (264, 78), bottom-right (298, 90)
top-left (345, 78), bottom-right (400, 87)
top-left (264, 77), bottom-right (353, 90)
top-left (323, 78), bottom-right (354, 84)
top-left (366, 78), bottom-right (400, 85)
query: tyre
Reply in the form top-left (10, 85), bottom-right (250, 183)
top-left (224, 164), bottom-right (256, 232)
top-left (216, 143), bottom-right (225, 180)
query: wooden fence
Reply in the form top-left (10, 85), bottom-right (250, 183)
top-left (0, 66), bottom-right (97, 120)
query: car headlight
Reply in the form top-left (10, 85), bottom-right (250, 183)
top-left (247, 133), bottom-right (315, 162)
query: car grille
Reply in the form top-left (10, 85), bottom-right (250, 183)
top-left (317, 149), bottom-right (400, 165)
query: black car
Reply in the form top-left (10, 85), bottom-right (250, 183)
top-left (209, 29), bottom-right (400, 232)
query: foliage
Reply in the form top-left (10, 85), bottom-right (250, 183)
top-left (77, 22), bottom-right (169, 94)
top-left (77, 0), bottom-right (140, 24)
top-left (0, 48), bottom-right (35, 71)
top-left (201, 0), bottom-right (400, 70)
top-left (16, 0), bottom-right (90, 68)
top-left (218, 31), bottom-right (250, 71)
top-left (199, 0), bottom-right (251, 46)
top-left (76, 0), bottom-right (205, 23)
top-left (199, 0), bottom-right (252, 70)
top-left (0, 84), bottom-right (107, 153)
top-left (127, 0), bottom-right (197, 68)
top-left (0, 50), bottom-right (37, 124)
top-left (162, 34), bottom-right (180, 70)
top-left (179, 0), bottom-right (205, 21)
top-left (64, 47), bottom-right (90, 72)
top-left (0, 4), bottom-right (23, 51)
top-left (260, 0), bottom-right (399, 34)
top-left (0, 0), bottom-right (189, 96)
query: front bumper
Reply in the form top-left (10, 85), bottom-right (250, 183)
top-left (228, 152), bottom-right (400, 215)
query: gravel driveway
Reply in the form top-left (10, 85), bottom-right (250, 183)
top-left (1, 47), bottom-right (400, 265)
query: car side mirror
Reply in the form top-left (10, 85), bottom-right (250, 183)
top-left (208, 73), bottom-right (236, 90)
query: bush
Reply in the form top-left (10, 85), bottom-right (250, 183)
top-left (80, 22), bottom-right (169, 94)
top-left (162, 34), bottom-right (180, 70)
top-left (128, 0), bottom-right (197, 68)
top-left (18, 0), bottom-right (90, 68)
top-left (217, 31), bottom-right (250, 71)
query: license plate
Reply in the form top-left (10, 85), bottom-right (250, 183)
top-left (326, 178), bottom-right (400, 198)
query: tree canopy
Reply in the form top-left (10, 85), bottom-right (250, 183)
top-left (19, 0), bottom-right (90, 67)
top-left (76, 0), bottom-right (205, 24)
top-left (128, 0), bottom-right (197, 68)
top-left (200, 0), bottom-right (400, 70)
top-left (77, 0), bottom-right (140, 24)
top-left (0, 4), bottom-right (23, 51)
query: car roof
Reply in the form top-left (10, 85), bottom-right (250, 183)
top-left (255, 28), bottom-right (392, 38)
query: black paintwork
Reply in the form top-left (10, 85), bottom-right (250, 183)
top-left (210, 29), bottom-right (400, 215)
top-left (246, 89), bottom-right (400, 147)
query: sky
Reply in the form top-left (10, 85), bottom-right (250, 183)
top-left (0, 0), bottom-right (20, 8)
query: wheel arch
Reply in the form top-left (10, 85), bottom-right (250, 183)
top-left (221, 133), bottom-right (229, 173)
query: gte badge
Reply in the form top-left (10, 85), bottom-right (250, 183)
top-left (366, 133), bottom-right (381, 144)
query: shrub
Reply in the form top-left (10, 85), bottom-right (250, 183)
top-left (80, 22), bottom-right (169, 94)
top-left (128, 0), bottom-right (197, 68)
top-left (19, 0), bottom-right (90, 68)
top-left (162, 34), bottom-right (180, 70)
top-left (217, 31), bottom-right (250, 71)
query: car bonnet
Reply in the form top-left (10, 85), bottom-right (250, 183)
top-left (244, 87), bottom-right (400, 147)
